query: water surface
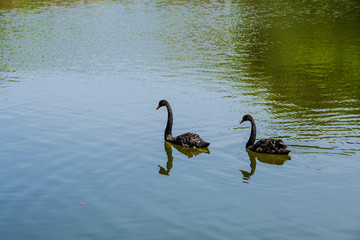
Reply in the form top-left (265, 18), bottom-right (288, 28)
top-left (1, 0), bottom-right (359, 239)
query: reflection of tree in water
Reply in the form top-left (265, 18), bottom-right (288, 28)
top-left (240, 149), bottom-right (291, 183)
top-left (223, 2), bottom-right (360, 146)
top-left (158, 141), bottom-right (210, 176)
top-left (223, 1), bottom-right (360, 116)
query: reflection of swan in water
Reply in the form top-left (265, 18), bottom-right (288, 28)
top-left (158, 141), bottom-right (173, 176)
top-left (171, 143), bottom-right (210, 158)
top-left (158, 141), bottom-right (210, 176)
top-left (240, 149), bottom-right (291, 182)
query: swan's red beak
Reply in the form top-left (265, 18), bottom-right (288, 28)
top-left (240, 119), bottom-right (244, 124)
top-left (156, 105), bottom-right (160, 110)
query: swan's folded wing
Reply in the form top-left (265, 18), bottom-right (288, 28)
top-left (174, 132), bottom-right (210, 148)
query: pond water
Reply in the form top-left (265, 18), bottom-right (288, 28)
top-left (1, 0), bottom-right (359, 239)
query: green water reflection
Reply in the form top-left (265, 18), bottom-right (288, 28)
top-left (219, 0), bottom-right (360, 148)
top-left (1, 0), bottom-right (359, 144)
top-left (224, 0), bottom-right (360, 108)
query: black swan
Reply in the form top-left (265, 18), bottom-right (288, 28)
top-left (240, 114), bottom-right (290, 154)
top-left (156, 100), bottom-right (210, 148)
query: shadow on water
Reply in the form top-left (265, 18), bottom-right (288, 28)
top-left (240, 149), bottom-right (291, 183)
top-left (158, 141), bottom-right (210, 176)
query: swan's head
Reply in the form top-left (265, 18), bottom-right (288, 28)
top-left (156, 99), bottom-right (168, 110)
top-left (240, 114), bottom-right (253, 124)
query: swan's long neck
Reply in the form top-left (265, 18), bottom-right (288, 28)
top-left (164, 102), bottom-right (174, 141)
top-left (246, 117), bottom-right (256, 148)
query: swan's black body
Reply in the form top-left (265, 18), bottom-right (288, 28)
top-left (156, 100), bottom-right (210, 148)
top-left (240, 114), bottom-right (290, 154)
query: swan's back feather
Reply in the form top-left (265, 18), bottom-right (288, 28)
top-left (172, 132), bottom-right (210, 148)
top-left (248, 139), bottom-right (290, 154)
